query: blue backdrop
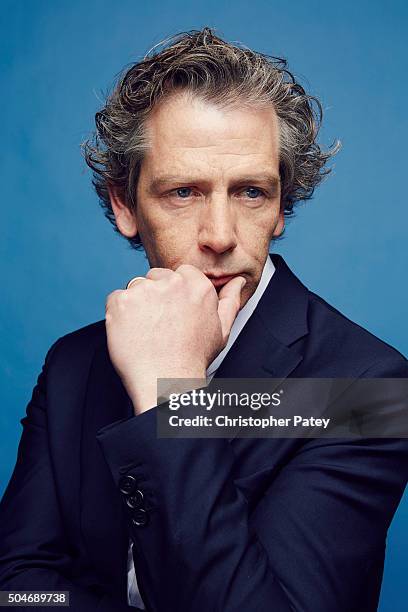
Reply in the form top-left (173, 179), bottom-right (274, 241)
top-left (1, 1), bottom-right (407, 609)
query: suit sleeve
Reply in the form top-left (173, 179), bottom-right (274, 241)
top-left (96, 353), bottom-right (408, 612)
top-left (0, 341), bottom-right (131, 611)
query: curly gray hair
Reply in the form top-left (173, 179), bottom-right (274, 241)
top-left (82, 27), bottom-right (340, 250)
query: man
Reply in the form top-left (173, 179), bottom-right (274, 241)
top-left (0, 27), bottom-right (407, 611)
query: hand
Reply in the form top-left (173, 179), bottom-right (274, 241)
top-left (105, 265), bottom-right (246, 414)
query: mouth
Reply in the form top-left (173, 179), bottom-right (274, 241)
top-left (205, 273), bottom-right (242, 290)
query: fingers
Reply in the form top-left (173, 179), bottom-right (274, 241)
top-left (126, 276), bottom-right (146, 289)
top-left (146, 267), bottom-right (174, 281)
top-left (127, 266), bottom-right (205, 294)
top-left (125, 268), bottom-right (173, 292)
top-left (175, 263), bottom-right (208, 286)
top-left (217, 276), bottom-right (246, 342)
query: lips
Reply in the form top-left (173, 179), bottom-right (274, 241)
top-left (205, 274), bottom-right (241, 289)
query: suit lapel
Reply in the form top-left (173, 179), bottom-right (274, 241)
top-left (213, 311), bottom-right (303, 381)
top-left (213, 253), bottom-right (309, 381)
top-left (211, 254), bottom-right (311, 507)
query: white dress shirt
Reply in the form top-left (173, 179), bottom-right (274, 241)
top-left (127, 255), bottom-right (276, 608)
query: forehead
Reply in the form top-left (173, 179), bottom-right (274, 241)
top-left (142, 93), bottom-right (280, 173)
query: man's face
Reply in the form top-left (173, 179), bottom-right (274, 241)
top-left (114, 92), bottom-right (284, 307)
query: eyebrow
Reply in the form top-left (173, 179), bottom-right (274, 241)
top-left (148, 174), bottom-right (281, 193)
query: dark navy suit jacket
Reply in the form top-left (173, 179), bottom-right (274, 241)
top-left (0, 254), bottom-right (407, 611)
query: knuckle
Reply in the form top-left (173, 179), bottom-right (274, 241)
top-left (146, 267), bottom-right (162, 278)
top-left (170, 272), bottom-right (183, 285)
top-left (106, 289), bottom-right (128, 311)
top-left (176, 263), bottom-right (195, 273)
top-left (106, 289), bottom-right (121, 307)
top-left (116, 291), bottom-right (129, 309)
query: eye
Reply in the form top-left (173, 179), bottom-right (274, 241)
top-left (244, 186), bottom-right (264, 199)
top-left (175, 187), bottom-right (193, 198)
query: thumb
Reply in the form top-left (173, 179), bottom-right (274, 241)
top-left (217, 276), bottom-right (246, 342)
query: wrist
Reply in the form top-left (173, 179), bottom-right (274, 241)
top-left (128, 366), bottom-right (207, 415)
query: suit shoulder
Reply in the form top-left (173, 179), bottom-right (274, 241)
top-left (307, 290), bottom-right (407, 372)
top-left (45, 319), bottom-right (107, 366)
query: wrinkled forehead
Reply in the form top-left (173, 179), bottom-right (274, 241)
top-left (141, 92), bottom-right (280, 176)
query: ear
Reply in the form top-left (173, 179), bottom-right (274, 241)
top-left (272, 207), bottom-right (285, 238)
top-left (107, 184), bottom-right (138, 238)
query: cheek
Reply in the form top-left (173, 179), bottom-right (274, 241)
top-left (237, 207), bottom-right (278, 248)
top-left (138, 209), bottom-right (196, 267)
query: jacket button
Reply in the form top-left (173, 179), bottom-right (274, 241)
top-left (132, 508), bottom-right (149, 527)
top-left (126, 490), bottom-right (144, 509)
top-left (119, 475), bottom-right (137, 495)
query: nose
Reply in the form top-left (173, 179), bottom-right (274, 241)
top-left (198, 197), bottom-right (237, 255)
